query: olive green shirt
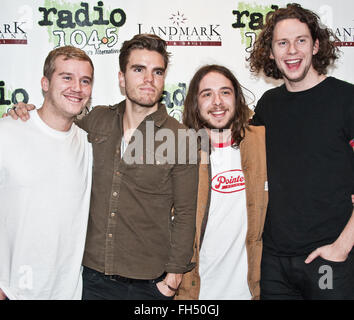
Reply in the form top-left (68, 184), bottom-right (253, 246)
top-left (77, 101), bottom-right (198, 279)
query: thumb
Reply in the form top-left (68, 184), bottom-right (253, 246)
top-left (305, 249), bottom-right (320, 264)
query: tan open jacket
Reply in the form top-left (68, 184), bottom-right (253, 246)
top-left (175, 126), bottom-right (268, 300)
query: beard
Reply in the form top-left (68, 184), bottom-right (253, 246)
top-left (125, 86), bottom-right (163, 108)
top-left (199, 110), bottom-right (235, 131)
top-left (280, 61), bottom-right (313, 84)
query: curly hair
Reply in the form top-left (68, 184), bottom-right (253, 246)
top-left (183, 65), bottom-right (252, 147)
top-left (248, 3), bottom-right (339, 79)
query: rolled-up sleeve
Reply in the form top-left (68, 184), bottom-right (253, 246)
top-left (166, 161), bottom-right (198, 274)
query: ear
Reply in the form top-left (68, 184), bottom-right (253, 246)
top-left (41, 76), bottom-right (49, 93)
top-left (118, 71), bottom-right (125, 89)
top-left (313, 39), bottom-right (320, 55)
top-left (269, 48), bottom-right (275, 60)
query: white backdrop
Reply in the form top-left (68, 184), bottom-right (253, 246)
top-left (1, 0), bottom-right (353, 119)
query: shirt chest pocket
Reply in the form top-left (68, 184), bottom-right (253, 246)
top-left (132, 153), bottom-right (174, 195)
top-left (87, 132), bottom-right (110, 169)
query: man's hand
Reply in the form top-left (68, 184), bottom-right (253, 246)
top-left (0, 288), bottom-right (7, 300)
top-left (156, 273), bottom-right (182, 297)
top-left (305, 241), bottom-right (349, 264)
top-left (3, 102), bottom-right (36, 121)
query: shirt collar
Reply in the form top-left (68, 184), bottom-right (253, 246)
top-left (114, 100), bottom-right (168, 128)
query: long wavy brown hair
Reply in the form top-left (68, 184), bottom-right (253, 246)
top-left (183, 65), bottom-right (252, 148)
top-left (248, 3), bottom-right (339, 79)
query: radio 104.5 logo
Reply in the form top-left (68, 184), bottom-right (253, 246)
top-left (232, 3), bottom-right (279, 52)
top-left (38, 1), bottom-right (126, 55)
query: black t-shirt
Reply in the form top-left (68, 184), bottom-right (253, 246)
top-left (252, 77), bottom-right (354, 256)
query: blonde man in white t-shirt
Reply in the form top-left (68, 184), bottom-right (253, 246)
top-left (0, 46), bottom-right (93, 299)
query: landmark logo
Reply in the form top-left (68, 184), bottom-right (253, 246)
top-left (138, 11), bottom-right (222, 46)
top-left (0, 22), bottom-right (28, 45)
top-left (334, 26), bottom-right (354, 47)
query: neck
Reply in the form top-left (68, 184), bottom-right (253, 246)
top-left (37, 104), bottom-right (74, 132)
top-left (208, 128), bottom-right (233, 147)
top-left (284, 68), bottom-right (327, 92)
top-left (123, 99), bottom-right (158, 142)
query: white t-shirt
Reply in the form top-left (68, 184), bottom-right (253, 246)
top-left (0, 110), bottom-right (92, 300)
top-left (199, 142), bottom-right (251, 300)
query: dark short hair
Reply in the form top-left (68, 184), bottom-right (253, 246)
top-left (248, 3), bottom-right (339, 79)
top-left (43, 46), bottom-right (94, 80)
top-left (119, 34), bottom-right (170, 73)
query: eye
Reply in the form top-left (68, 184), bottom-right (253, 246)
top-left (278, 40), bottom-right (287, 47)
top-left (221, 90), bottom-right (231, 95)
top-left (63, 76), bottom-right (71, 81)
top-left (81, 79), bottom-right (91, 85)
top-left (134, 67), bottom-right (143, 72)
top-left (154, 69), bottom-right (165, 76)
top-left (201, 92), bottom-right (212, 98)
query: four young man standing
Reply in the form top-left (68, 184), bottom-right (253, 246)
top-left (1, 3), bottom-right (353, 300)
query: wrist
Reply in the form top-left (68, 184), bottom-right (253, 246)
top-left (163, 273), bottom-right (182, 292)
top-left (163, 280), bottom-right (178, 292)
top-left (333, 238), bottom-right (352, 256)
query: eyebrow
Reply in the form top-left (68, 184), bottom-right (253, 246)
top-left (58, 72), bottom-right (73, 76)
top-left (274, 34), bottom-right (311, 41)
top-left (130, 64), bottom-right (166, 72)
top-left (58, 72), bottom-right (92, 81)
top-left (130, 64), bottom-right (145, 69)
top-left (199, 86), bottom-right (233, 95)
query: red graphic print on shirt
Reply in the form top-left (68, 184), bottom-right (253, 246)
top-left (211, 169), bottom-right (245, 193)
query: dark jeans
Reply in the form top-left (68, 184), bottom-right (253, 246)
top-left (260, 250), bottom-right (354, 300)
top-left (82, 267), bottom-right (175, 300)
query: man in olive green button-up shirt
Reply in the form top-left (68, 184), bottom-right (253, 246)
top-left (78, 34), bottom-right (198, 300)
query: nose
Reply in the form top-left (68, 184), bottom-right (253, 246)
top-left (144, 71), bottom-right (153, 83)
top-left (213, 93), bottom-right (222, 106)
top-left (72, 79), bottom-right (82, 92)
top-left (288, 41), bottom-right (298, 55)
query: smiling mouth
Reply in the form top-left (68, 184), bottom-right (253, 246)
top-left (285, 59), bottom-right (302, 70)
top-left (210, 109), bottom-right (227, 118)
top-left (64, 95), bottom-right (83, 103)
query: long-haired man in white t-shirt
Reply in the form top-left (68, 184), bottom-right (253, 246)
top-left (176, 65), bottom-right (268, 300)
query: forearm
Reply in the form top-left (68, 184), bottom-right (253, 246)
top-left (166, 164), bottom-right (198, 273)
top-left (166, 208), bottom-right (196, 273)
top-left (334, 209), bottom-right (354, 254)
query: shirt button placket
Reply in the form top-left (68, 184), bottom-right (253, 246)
top-left (105, 145), bottom-right (122, 275)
